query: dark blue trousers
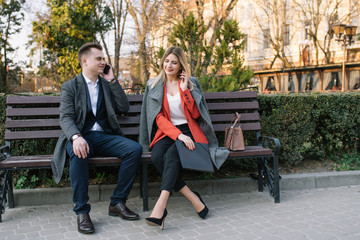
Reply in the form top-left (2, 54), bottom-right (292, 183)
top-left (66, 131), bottom-right (142, 215)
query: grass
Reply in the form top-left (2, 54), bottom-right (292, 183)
top-left (332, 151), bottom-right (360, 171)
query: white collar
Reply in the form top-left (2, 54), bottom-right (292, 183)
top-left (83, 74), bottom-right (98, 85)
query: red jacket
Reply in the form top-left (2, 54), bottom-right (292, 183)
top-left (149, 82), bottom-right (208, 148)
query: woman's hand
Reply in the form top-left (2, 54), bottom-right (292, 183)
top-left (179, 70), bottom-right (189, 91)
top-left (178, 133), bottom-right (195, 150)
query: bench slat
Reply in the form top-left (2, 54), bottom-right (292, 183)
top-left (5, 130), bottom-right (62, 140)
top-left (204, 91), bottom-right (257, 99)
top-left (0, 147), bottom-right (272, 169)
top-left (5, 127), bottom-right (140, 140)
top-left (6, 92), bottom-right (257, 105)
top-left (5, 114), bottom-right (259, 129)
top-left (228, 146), bottom-right (272, 158)
top-left (7, 96), bottom-right (61, 106)
top-left (5, 123), bottom-right (258, 140)
top-left (0, 152), bottom-right (152, 169)
top-left (6, 103), bottom-right (258, 118)
top-left (6, 119), bottom-right (60, 128)
top-left (7, 108), bottom-right (60, 117)
top-left (213, 122), bottom-right (261, 132)
top-left (207, 102), bottom-right (259, 111)
top-left (210, 113), bottom-right (260, 122)
top-left (6, 91), bottom-right (257, 106)
top-left (6, 116), bottom-right (141, 129)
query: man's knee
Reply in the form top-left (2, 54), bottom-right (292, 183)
top-left (132, 142), bottom-right (142, 159)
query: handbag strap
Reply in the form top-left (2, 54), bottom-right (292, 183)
top-left (231, 112), bottom-right (241, 129)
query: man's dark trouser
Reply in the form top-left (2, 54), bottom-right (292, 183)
top-left (66, 131), bottom-right (142, 215)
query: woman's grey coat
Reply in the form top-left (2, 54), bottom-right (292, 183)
top-left (51, 73), bottom-right (129, 183)
top-left (139, 77), bottom-right (229, 169)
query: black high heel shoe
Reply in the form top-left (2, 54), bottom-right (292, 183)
top-left (193, 191), bottom-right (209, 219)
top-left (145, 209), bottom-right (168, 230)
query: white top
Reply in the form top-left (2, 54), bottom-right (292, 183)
top-left (83, 74), bottom-right (103, 131)
top-left (167, 92), bottom-right (187, 126)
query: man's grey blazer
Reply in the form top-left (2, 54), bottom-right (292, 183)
top-left (51, 73), bottom-right (129, 183)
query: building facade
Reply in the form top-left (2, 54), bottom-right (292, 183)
top-left (152, 0), bottom-right (360, 92)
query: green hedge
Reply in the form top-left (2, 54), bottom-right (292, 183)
top-left (1, 92), bottom-right (360, 187)
top-left (258, 92), bottom-right (360, 167)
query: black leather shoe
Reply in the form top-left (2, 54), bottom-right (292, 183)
top-left (193, 191), bottom-right (209, 219)
top-left (109, 202), bottom-right (140, 220)
top-left (77, 213), bottom-right (95, 234)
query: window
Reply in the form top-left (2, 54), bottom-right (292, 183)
top-left (304, 20), bottom-right (310, 40)
top-left (288, 75), bottom-right (295, 91)
top-left (265, 76), bottom-right (276, 91)
top-left (283, 24), bottom-right (290, 46)
top-left (305, 74), bottom-right (314, 91)
top-left (327, 72), bottom-right (340, 90)
top-left (244, 34), bottom-right (248, 52)
top-left (264, 29), bottom-right (270, 49)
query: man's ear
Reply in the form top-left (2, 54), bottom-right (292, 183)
top-left (81, 57), bottom-right (87, 67)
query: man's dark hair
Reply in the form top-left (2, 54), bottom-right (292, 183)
top-left (78, 42), bottom-right (103, 66)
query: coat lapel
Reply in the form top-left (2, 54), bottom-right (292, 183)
top-left (148, 80), bottom-right (163, 102)
top-left (100, 77), bottom-right (111, 112)
top-left (76, 74), bottom-right (88, 122)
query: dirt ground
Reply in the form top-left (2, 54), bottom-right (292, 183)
top-left (279, 158), bottom-right (337, 175)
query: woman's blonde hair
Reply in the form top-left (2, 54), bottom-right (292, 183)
top-left (149, 46), bottom-right (194, 90)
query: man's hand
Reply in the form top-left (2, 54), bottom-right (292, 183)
top-left (72, 137), bottom-right (89, 159)
top-left (102, 63), bottom-right (116, 83)
top-left (177, 133), bottom-right (195, 151)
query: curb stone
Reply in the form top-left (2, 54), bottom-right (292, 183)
top-left (11, 170), bottom-right (360, 207)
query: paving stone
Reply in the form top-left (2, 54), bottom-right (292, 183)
top-left (2, 185), bottom-right (360, 239)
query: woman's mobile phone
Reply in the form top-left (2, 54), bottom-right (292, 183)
top-left (103, 65), bottom-right (110, 74)
top-left (177, 69), bottom-right (183, 78)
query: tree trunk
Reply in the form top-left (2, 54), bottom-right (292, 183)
top-left (139, 39), bottom-right (149, 83)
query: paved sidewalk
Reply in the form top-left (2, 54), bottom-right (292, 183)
top-left (1, 185), bottom-right (360, 240)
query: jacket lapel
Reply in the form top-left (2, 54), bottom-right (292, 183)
top-left (76, 74), bottom-right (88, 121)
top-left (190, 83), bottom-right (203, 108)
top-left (97, 80), bottom-right (104, 111)
top-left (148, 80), bottom-right (163, 103)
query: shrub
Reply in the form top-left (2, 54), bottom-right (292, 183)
top-left (259, 92), bottom-right (360, 167)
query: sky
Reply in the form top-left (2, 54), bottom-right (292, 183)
top-left (9, 0), bottom-right (46, 67)
top-left (9, 0), bottom-right (137, 68)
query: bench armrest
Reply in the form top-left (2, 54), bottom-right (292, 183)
top-left (258, 136), bottom-right (281, 155)
top-left (0, 145), bottom-right (10, 161)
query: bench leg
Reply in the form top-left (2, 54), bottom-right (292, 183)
top-left (141, 163), bottom-right (149, 211)
top-left (139, 166), bottom-right (143, 198)
top-left (273, 154), bottom-right (280, 203)
top-left (257, 158), bottom-right (264, 192)
top-left (7, 171), bottom-right (14, 209)
top-left (259, 157), bottom-right (280, 203)
top-left (0, 170), bottom-right (11, 222)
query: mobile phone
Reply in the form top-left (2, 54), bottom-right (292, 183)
top-left (177, 69), bottom-right (183, 79)
top-left (103, 65), bottom-right (110, 74)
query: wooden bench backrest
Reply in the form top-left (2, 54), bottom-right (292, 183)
top-left (5, 91), bottom-right (260, 142)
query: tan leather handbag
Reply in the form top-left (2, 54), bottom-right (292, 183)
top-left (224, 112), bottom-right (245, 151)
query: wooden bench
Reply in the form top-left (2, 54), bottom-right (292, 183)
top-left (0, 91), bottom-right (280, 222)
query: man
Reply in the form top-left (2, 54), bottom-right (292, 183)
top-left (51, 42), bottom-right (142, 234)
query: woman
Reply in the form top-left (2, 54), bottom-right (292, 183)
top-left (139, 46), bottom-right (229, 229)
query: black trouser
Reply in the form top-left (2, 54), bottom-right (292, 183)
top-left (151, 124), bottom-right (193, 193)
